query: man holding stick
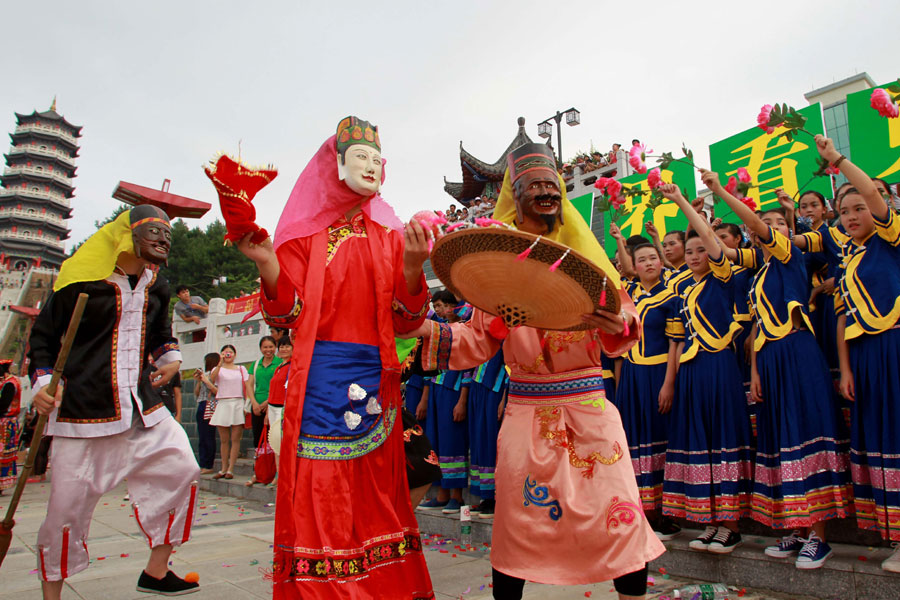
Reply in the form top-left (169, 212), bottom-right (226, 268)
top-left (28, 204), bottom-right (200, 598)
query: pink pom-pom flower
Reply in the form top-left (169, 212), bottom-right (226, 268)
top-left (647, 168), bottom-right (662, 189)
top-left (725, 176), bottom-right (738, 196)
top-left (737, 167), bottom-right (752, 184)
top-left (740, 196), bottom-right (758, 211)
top-left (757, 104), bottom-right (775, 134)
top-left (870, 88), bottom-right (899, 119)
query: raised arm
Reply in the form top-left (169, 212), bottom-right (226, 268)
top-left (700, 169), bottom-right (769, 239)
top-left (609, 222), bottom-right (634, 277)
top-left (815, 134), bottom-right (887, 221)
top-left (658, 183), bottom-right (723, 262)
top-left (644, 221), bottom-right (671, 269)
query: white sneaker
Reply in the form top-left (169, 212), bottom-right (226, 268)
top-left (882, 543), bottom-right (900, 573)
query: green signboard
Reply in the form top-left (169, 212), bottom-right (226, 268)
top-left (709, 103), bottom-right (829, 221)
top-left (598, 159), bottom-right (697, 257)
top-left (847, 84), bottom-right (900, 184)
top-left (569, 192), bottom-right (594, 229)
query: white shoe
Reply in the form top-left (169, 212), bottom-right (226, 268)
top-left (882, 543), bottom-right (900, 573)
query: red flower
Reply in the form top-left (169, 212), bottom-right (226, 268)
top-left (628, 144), bottom-right (651, 174)
top-left (593, 177), bottom-right (613, 191)
top-left (740, 196), bottom-right (757, 211)
top-left (825, 164), bottom-right (840, 176)
top-left (737, 167), bottom-right (752, 184)
top-left (870, 88), bottom-right (899, 119)
top-left (757, 104), bottom-right (775, 134)
top-left (725, 176), bottom-right (738, 195)
top-left (647, 168), bottom-right (662, 189)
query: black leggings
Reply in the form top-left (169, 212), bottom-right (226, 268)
top-left (492, 565), bottom-right (648, 599)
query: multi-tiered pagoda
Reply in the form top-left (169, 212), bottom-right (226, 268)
top-left (443, 117), bottom-right (534, 207)
top-left (0, 100), bottom-right (80, 270)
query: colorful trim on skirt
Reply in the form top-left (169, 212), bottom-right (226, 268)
top-left (663, 349), bottom-right (754, 523)
top-left (614, 361), bottom-right (669, 512)
top-left (751, 332), bottom-right (853, 528)
top-left (849, 327), bottom-right (900, 541)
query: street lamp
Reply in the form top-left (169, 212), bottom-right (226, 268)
top-left (537, 107), bottom-right (580, 166)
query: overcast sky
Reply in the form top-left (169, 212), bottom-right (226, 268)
top-left (3, 0), bottom-right (896, 249)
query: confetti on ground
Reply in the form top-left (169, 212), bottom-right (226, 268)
top-left (647, 576), bottom-right (655, 585)
top-left (120, 553), bottom-right (129, 557)
top-left (584, 592), bottom-right (592, 598)
top-left (249, 559), bottom-right (259, 566)
top-left (222, 563), bottom-right (235, 567)
top-left (29, 569), bottom-right (38, 574)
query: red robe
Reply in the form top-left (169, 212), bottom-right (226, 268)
top-left (262, 211), bottom-right (433, 599)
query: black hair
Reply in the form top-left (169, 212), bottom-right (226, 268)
top-left (0, 362), bottom-right (11, 377)
top-left (277, 336), bottom-right (294, 348)
top-left (631, 243), bottom-right (661, 259)
top-left (270, 327), bottom-right (289, 337)
top-left (713, 222), bottom-right (742, 239)
top-left (220, 344), bottom-right (236, 354)
top-left (175, 285), bottom-right (189, 294)
top-left (872, 177), bottom-right (891, 193)
top-left (203, 353), bottom-right (220, 372)
top-left (798, 190), bottom-right (827, 209)
top-left (625, 235), bottom-right (650, 250)
top-left (759, 206), bottom-right (788, 219)
top-left (631, 139), bottom-right (640, 145)
top-left (663, 230), bottom-right (686, 244)
top-left (685, 230), bottom-right (701, 241)
top-left (259, 335), bottom-right (276, 348)
top-left (432, 289), bottom-right (458, 305)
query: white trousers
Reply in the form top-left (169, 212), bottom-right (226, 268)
top-left (36, 416), bottom-right (200, 581)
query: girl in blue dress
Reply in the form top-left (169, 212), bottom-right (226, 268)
top-left (657, 184), bottom-right (754, 554)
top-left (615, 242), bottom-right (684, 540)
top-left (705, 169), bottom-right (853, 570)
top-left (818, 136), bottom-right (900, 574)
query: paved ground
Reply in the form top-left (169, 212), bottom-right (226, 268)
top-left (1, 479), bottom-right (814, 599)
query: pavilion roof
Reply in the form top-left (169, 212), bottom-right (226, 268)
top-left (444, 117), bottom-right (535, 206)
top-left (112, 181), bottom-right (211, 219)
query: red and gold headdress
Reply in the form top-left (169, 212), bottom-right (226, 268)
top-left (336, 116), bottom-right (380, 159)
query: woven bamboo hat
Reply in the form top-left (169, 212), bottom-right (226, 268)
top-left (430, 227), bottom-right (619, 331)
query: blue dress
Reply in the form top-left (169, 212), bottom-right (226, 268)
top-left (748, 227), bottom-right (852, 529)
top-left (662, 253), bottom-right (754, 524)
top-left (467, 349), bottom-right (508, 500)
top-left (732, 247), bottom-right (764, 438)
top-left (615, 279), bottom-right (684, 513)
top-left (835, 210), bottom-right (900, 541)
top-left (425, 369), bottom-right (471, 489)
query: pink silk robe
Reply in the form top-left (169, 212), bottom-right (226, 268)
top-left (423, 295), bottom-right (665, 584)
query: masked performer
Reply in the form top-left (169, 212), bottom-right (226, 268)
top-left (222, 117), bottom-right (434, 599)
top-left (0, 359), bottom-right (21, 493)
top-left (408, 143), bottom-right (665, 600)
top-left (27, 205), bottom-right (200, 599)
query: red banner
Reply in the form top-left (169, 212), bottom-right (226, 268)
top-left (226, 292), bottom-right (260, 314)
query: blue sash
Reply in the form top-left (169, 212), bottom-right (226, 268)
top-left (297, 340), bottom-right (396, 460)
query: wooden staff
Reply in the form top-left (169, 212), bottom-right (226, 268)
top-left (0, 292), bottom-right (88, 568)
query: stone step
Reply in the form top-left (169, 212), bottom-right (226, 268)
top-left (653, 527), bottom-right (900, 600)
top-left (198, 473), bottom-right (900, 599)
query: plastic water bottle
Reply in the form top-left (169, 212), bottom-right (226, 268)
top-left (460, 504), bottom-right (473, 547)
top-left (673, 583), bottom-right (731, 600)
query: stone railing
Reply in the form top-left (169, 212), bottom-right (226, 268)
top-left (3, 166), bottom-right (73, 186)
top-left (14, 123), bottom-right (78, 145)
top-left (173, 298), bottom-right (271, 372)
top-left (0, 230), bottom-right (64, 249)
top-left (8, 145), bottom-right (76, 166)
top-left (0, 188), bottom-right (70, 206)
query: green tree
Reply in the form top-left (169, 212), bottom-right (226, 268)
top-left (161, 219), bottom-right (259, 305)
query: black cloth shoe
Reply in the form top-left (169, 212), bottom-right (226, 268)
top-left (136, 571), bottom-right (200, 596)
top-left (707, 527), bottom-right (743, 554)
top-left (477, 499), bottom-right (495, 518)
top-left (653, 518), bottom-right (682, 541)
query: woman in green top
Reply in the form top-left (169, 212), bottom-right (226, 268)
top-left (246, 335), bottom-right (282, 486)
